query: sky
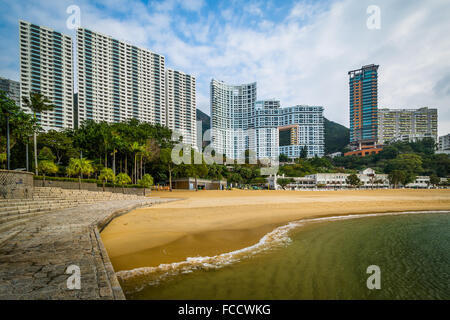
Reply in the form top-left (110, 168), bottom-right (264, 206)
top-left (1, 0), bottom-right (449, 135)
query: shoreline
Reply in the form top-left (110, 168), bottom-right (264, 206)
top-left (116, 209), bottom-right (450, 295)
top-left (100, 189), bottom-right (450, 274)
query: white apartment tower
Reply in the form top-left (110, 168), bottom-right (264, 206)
top-left (210, 80), bottom-right (324, 160)
top-left (165, 69), bottom-right (196, 146)
top-left (19, 20), bottom-right (74, 130)
top-left (210, 80), bottom-right (256, 160)
top-left (76, 28), bottom-right (166, 125)
top-left (255, 101), bottom-right (324, 159)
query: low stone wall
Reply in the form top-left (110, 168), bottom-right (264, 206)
top-left (35, 179), bottom-right (98, 191)
top-left (0, 170), bottom-right (34, 199)
top-left (34, 179), bottom-right (151, 196)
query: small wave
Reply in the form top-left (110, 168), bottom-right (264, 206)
top-left (116, 210), bottom-right (449, 294)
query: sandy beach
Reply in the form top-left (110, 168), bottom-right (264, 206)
top-left (101, 189), bottom-right (450, 272)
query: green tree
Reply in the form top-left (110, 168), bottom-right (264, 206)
top-left (0, 153), bottom-right (6, 169)
top-left (346, 174), bottom-right (361, 188)
top-left (99, 167), bottom-right (115, 192)
top-left (38, 160), bottom-right (58, 187)
top-left (138, 173), bottom-right (154, 196)
top-left (388, 170), bottom-right (407, 188)
top-left (38, 146), bottom-right (56, 161)
top-left (22, 92), bottom-right (55, 175)
top-left (277, 178), bottom-right (294, 190)
top-left (386, 154), bottom-right (422, 185)
top-left (160, 148), bottom-right (175, 191)
top-left (66, 158), bottom-right (94, 190)
top-left (429, 174), bottom-right (440, 187)
top-left (8, 108), bottom-right (35, 171)
top-left (115, 173), bottom-right (131, 193)
top-left (131, 141), bottom-right (145, 184)
top-left (279, 153), bottom-right (289, 163)
top-left (300, 146), bottom-right (308, 159)
top-left (229, 172), bottom-right (244, 187)
top-left (37, 130), bottom-right (77, 165)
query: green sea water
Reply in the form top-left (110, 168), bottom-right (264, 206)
top-left (127, 211), bottom-right (450, 300)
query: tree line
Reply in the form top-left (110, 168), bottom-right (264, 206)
top-left (2, 90), bottom-right (449, 190)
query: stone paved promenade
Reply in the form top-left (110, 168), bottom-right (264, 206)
top-left (0, 198), bottom-right (178, 299)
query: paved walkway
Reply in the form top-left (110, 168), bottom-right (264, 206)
top-left (0, 198), bottom-right (178, 299)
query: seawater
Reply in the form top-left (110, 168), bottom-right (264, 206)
top-left (119, 211), bottom-right (450, 300)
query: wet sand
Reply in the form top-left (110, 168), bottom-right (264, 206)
top-left (100, 189), bottom-right (450, 271)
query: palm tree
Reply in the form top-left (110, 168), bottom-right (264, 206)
top-left (66, 158), bottom-right (94, 190)
top-left (131, 142), bottom-right (145, 184)
top-left (138, 173), bottom-right (154, 196)
top-left (116, 173), bottom-right (131, 194)
top-left (38, 160), bottom-right (58, 187)
top-left (22, 92), bottom-right (55, 175)
top-left (161, 148), bottom-right (174, 191)
top-left (99, 167), bottom-right (115, 192)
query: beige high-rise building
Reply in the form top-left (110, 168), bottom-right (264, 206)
top-left (77, 28), bottom-right (166, 126)
top-left (378, 107), bottom-right (438, 144)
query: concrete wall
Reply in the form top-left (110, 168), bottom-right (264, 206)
top-left (34, 179), bottom-right (150, 196)
top-left (35, 179), bottom-right (98, 190)
top-left (0, 170), bottom-right (34, 199)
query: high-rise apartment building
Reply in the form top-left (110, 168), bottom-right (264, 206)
top-left (253, 100), bottom-right (280, 160)
top-left (165, 69), bottom-right (196, 146)
top-left (210, 80), bottom-right (256, 160)
top-left (254, 101), bottom-right (324, 159)
top-left (76, 28), bottom-right (166, 126)
top-left (438, 134), bottom-right (450, 151)
top-left (210, 80), bottom-right (324, 160)
top-left (19, 20), bottom-right (74, 131)
top-left (348, 64), bottom-right (379, 148)
top-left (277, 105), bottom-right (324, 158)
top-left (0, 77), bottom-right (20, 106)
top-left (378, 107), bottom-right (438, 144)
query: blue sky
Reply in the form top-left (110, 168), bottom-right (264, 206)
top-left (1, 0), bottom-right (450, 135)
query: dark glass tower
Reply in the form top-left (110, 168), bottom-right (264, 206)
top-left (348, 64), bottom-right (379, 148)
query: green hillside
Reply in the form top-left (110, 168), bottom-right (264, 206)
top-left (324, 118), bottom-right (350, 154)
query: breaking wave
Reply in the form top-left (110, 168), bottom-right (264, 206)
top-left (116, 210), bottom-right (449, 294)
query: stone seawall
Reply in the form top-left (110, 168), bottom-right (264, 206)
top-left (34, 180), bottom-right (151, 196)
top-left (0, 198), bottom-right (178, 299)
top-left (0, 170), bottom-right (34, 199)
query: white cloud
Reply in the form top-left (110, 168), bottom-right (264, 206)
top-left (179, 0), bottom-right (205, 12)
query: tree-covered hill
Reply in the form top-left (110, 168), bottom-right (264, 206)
top-left (324, 117), bottom-right (350, 154)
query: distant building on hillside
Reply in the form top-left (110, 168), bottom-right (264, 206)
top-left (437, 134), bottom-right (450, 155)
top-left (438, 134), bottom-right (450, 150)
top-left (326, 152), bottom-right (342, 158)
